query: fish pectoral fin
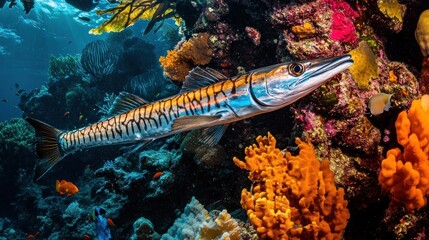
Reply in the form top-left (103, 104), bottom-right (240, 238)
top-left (171, 115), bottom-right (222, 132)
top-left (122, 139), bottom-right (154, 156)
top-left (180, 67), bottom-right (227, 93)
top-left (108, 92), bottom-right (149, 116)
top-left (180, 124), bottom-right (229, 151)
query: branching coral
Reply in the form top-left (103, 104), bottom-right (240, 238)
top-left (348, 41), bottom-right (379, 89)
top-left (0, 118), bottom-right (34, 152)
top-left (233, 133), bottom-right (350, 240)
top-left (89, 0), bottom-right (177, 35)
top-left (379, 95), bottom-right (429, 210)
top-left (49, 54), bottom-right (82, 81)
top-left (159, 33), bottom-right (213, 82)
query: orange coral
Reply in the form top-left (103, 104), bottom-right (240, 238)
top-left (159, 33), bottom-right (213, 82)
top-left (379, 94), bottom-right (429, 210)
top-left (233, 133), bottom-right (350, 240)
top-left (291, 22), bottom-right (317, 39)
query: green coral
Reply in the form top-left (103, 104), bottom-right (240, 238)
top-left (49, 54), bottom-right (82, 81)
top-left (0, 118), bottom-right (34, 152)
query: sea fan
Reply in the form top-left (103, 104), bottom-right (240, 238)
top-left (124, 72), bottom-right (179, 102)
top-left (80, 40), bottom-right (120, 79)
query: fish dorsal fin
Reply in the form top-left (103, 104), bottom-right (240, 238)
top-left (180, 67), bottom-right (227, 94)
top-left (109, 92), bottom-right (149, 116)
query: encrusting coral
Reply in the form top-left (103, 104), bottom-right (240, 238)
top-left (233, 133), bottom-right (350, 240)
top-left (348, 41), bottom-right (379, 89)
top-left (161, 197), bottom-right (241, 240)
top-left (159, 33), bottom-right (213, 82)
top-left (379, 94), bottom-right (429, 210)
top-left (377, 0), bottom-right (405, 23)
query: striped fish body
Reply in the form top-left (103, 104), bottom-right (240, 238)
top-left (26, 55), bottom-right (353, 180)
top-left (59, 73), bottom-right (259, 153)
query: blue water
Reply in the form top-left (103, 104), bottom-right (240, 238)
top-left (0, 1), bottom-right (170, 121)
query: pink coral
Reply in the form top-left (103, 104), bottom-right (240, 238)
top-left (327, 0), bottom-right (359, 44)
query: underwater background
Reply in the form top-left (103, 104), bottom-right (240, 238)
top-left (2, 0), bottom-right (429, 239)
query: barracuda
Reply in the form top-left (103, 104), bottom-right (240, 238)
top-left (26, 54), bottom-right (353, 180)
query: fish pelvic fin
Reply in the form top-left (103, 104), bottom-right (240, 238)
top-left (26, 118), bottom-right (64, 181)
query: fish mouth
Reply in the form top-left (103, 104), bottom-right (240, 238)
top-left (307, 54), bottom-right (353, 80)
top-left (291, 54), bottom-right (353, 96)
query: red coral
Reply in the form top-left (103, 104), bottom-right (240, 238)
top-left (245, 26), bottom-right (261, 46)
top-left (326, 0), bottom-right (359, 44)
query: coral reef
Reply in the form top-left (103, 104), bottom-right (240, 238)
top-left (7, 0), bottom-right (429, 239)
top-left (161, 197), bottom-right (241, 240)
top-left (234, 133), bottom-right (350, 239)
top-left (159, 33), bottom-right (213, 82)
top-left (121, 37), bottom-right (158, 77)
top-left (131, 217), bottom-right (160, 240)
top-left (48, 54), bottom-right (83, 82)
top-left (272, 0), bottom-right (359, 61)
top-left (379, 95), bottom-right (429, 210)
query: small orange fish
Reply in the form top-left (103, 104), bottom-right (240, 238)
top-left (63, 111), bottom-right (70, 117)
top-left (153, 171), bottom-right (163, 179)
top-left (34, 231), bottom-right (40, 237)
top-left (56, 180), bottom-right (79, 196)
top-left (107, 218), bottom-right (116, 227)
top-left (27, 234), bottom-right (34, 239)
top-left (83, 234), bottom-right (91, 239)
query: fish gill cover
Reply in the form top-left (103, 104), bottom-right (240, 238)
top-left (1, 0), bottom-right (429, 239)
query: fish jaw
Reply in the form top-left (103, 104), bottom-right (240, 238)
top-left (250, 54), bottom-right (353, 107)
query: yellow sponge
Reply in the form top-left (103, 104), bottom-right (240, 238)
top-left (349, 41), bottom-right (379, 89)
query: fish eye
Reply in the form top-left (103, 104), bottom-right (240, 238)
top-left (288, 63), bottom-right (305, 77)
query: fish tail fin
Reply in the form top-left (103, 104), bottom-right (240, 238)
top-left (26, 118), bottom-right (64, 181)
